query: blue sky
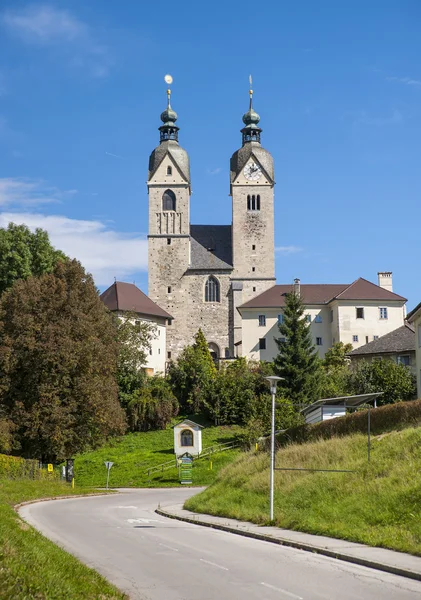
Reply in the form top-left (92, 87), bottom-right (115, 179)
top-left (0, 1), bottom-right (420, 309)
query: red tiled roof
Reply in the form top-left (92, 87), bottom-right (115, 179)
top-left (100, 282), bottom-right (172, 319)
top-left (239, 278), bottom-right (406, 310)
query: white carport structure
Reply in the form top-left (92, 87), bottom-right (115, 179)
top-left (300, 392), bottom-right (383, 425)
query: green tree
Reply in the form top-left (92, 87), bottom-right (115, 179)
top-left (167, 329), bottom-right (217, 412)
top-left (348, 359), bottom-right (417, 405)
top-left (323, 342), bottom-right (353, 369)
top-left (319, 342), bottom-right (353, 399)
top-left (0, 260), bottom-right (126, 461)
top-left (126, 376), bottom-right (179, 431)
top-left (273, 291), bottom-right (322, 404)
top-left (0, 223), bottom-right (66, 295)
top-left (114, 311), bottom-right (156, 411)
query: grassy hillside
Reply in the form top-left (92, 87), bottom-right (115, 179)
top-left (185, 426), bottom-right (421, 556)
top-left (0, 480), bottom-right (126, 599)
top-left (75, 423), bottom-right (243, 488)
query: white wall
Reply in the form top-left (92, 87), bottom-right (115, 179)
top-left (173, 423), bottom-right (202, 457)
top-left (240, 299), bottom-right (406, 363)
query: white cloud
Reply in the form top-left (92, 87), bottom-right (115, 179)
top-left (275, 246), bottom-right (303, 255)
top-left (2, 5), bottom-right (112, 76)
top-left (207, 167), bottom-right (222, 175)
top-left (0, 177), bottom-right (75, 207)
top-left (386, 76), bottom-right (421, 88)
top-left (0, 212), bottom-right (148, 286)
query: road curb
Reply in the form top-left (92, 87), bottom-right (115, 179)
top-left (156, 508), bottom-right (421, 583)
top-left (15, 491), bottom-right (117, 513)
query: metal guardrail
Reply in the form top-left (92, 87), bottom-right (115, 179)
top-left (145, 440), bottom-right (239, 479)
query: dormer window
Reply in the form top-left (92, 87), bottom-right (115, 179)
top-left (167, 166), bottom-right (172, 175)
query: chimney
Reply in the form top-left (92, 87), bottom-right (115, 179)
top-left (378, 272), bottom-right (393, 292)
top-left (293, 278), bottom-right (301, 296)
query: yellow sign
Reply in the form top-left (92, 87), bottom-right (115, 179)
top-left (47, 463), bottom-right (53, 473)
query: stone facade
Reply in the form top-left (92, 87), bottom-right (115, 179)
top-left (147, 90), bottom-right (275, 361)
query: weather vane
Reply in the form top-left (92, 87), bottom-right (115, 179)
top-left (164, 74), bottom-right (173, 106)
top-left (249, 74), bottom-right (253, 108)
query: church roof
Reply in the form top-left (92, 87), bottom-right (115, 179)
top-left (348, 323), bottom-right (415, 357)
top-left (148, 140), bottom-right (190, 182)
top-left (230, 142), bottom-right (274, 183)
top-left (100, 282), bottom-right (172, 319)
top-left (239, 278), bottom-right (406, 309)
top-left (189, 225), bottom-right (233, 270)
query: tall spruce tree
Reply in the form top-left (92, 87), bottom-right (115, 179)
top-left (274, 291), bottom-right (322, 404)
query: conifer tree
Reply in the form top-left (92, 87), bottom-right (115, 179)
top-left (274, 291), bottom-right (322, 404)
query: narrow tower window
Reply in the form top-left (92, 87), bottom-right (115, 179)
top-left (205, 276), bottom-right (220, 303)
top-left (257, 195), bottom-right (260, 210)
top-left (167, 166), bottom-right (172, 175)
top-left (247, 194), bottom-right (260, 211)
top-left (247, 195), bottom-right (251, 210)
top-left (162, 189), bottom-right (176, 211)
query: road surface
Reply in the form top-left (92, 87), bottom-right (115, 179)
top-left (20, 488), bottom-right (421, 600)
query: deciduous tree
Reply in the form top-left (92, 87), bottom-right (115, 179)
top-left (0, 260), bottom-right (126, 461)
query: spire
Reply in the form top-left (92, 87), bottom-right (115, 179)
top-left (241, 75), bottom-right (262, 145)
top-left (159, 74), bottom-right (179, 143)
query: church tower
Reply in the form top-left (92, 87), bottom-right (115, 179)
top-left (229, 86), bottom-right (276, 345)
top-left (147, 85), bottom-right (191, 355)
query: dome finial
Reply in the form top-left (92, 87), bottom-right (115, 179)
top-left (241, 75), bottom-right (262, 145)
top-left (159, 74), bottom-right (179, 142)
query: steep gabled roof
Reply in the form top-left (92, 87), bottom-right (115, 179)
top-left (407, 301), bottom-right (421, 323)
top-left (349, 323), bottom-right (415, 356)
top-left (188, 225), bottom-right (233, 271)
top-left (100, 282), bottom-right (172, 319)
top-left (239, 278), bottom-right (406, 310)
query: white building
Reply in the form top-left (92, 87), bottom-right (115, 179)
top-left (238, 273), bottom-right (407, 361)
top-left (407, 302), bottom-right (421, 397)
top-left (173, 419), bottom-right (203, 457)
top-left (100, 281), bottom-right (172, 375)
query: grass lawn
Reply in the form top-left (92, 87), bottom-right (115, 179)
top-left (75, 422), bottom-right (243, 488)
top-left (185, 427), bottom-right (421, 556)
top-left (0, 480), bottom-right (127, 599)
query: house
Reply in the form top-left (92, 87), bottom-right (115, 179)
top-left (407, 302), bottom-right (421, 397)
top-left (100, 281), bottom-right (172, 375)
top-left (238, 273), bottom-right (406, 361)
top-left (348, 322), bottom-right (415, 372)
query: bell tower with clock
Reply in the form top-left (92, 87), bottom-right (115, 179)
top-left (230, 85), bottom-right (276, 313)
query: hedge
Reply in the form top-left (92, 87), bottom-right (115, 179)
top-left (275, 399), bottom-right (421, 448)
top-left (0, 454), bottom-right (58, 480)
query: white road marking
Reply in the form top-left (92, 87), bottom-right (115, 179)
top-left (159, 543), bottom-right (179, 552)
top-left (261, 582), bottom-right (303, 599)
top-left (200, 558), bottom-right (229, 571)
top-left (127, 518), bottom-right (163, 524)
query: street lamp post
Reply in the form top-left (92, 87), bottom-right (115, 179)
top-left (265, 376), bottom-right (284, 522)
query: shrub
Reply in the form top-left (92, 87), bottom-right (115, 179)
top-left (275, 398), bottom-right (421, 448)
top-left (0, 453), bottom-right (58, 479)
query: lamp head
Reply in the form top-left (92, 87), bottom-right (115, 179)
top-left (265, 375), bottom-right (284, 394)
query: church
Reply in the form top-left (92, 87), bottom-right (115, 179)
top-left (147, 84), bottom-right (276, 361)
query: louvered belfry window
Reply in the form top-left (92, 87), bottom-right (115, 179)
top-left (162, 189), bottom-right (176, 211)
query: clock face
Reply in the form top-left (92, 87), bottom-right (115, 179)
top-left (243, 162), bottom-right (262, 181)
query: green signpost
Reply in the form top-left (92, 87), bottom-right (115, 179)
top-left (179, 453), bottom-right (193, 485)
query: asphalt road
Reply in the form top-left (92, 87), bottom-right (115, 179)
top-left (20, 488), bottom-right (421, 600)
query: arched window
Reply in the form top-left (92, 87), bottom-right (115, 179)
top-left (208, 343), bottom-right (220, 361)
top-left (180, 429), bottom-right (193, 447)
top-left (162, 189), bottom-right (176, 211)
top-left (205, 276), bottom-right (220, 303)
top-left (167, 166), bottom-right (172, 175)
top-left (247, 194), bottom-right (261, 211)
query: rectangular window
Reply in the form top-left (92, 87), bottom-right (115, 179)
top-left (397, 355), bottom-right (410, 366)
top-left (167, 286), bottom-right (171, 294)
top-left (356, 307), bottom-right (364, 319)
top-left (167, 238), bottom-right (171, 245)
top-left (330, 310), bottom-right (333, 323)
top-left (167, 351), bottom-right (171, 359)
top-left (379, 307), bottom-right (388, 320)
top-left (316, 337), bottom-right (322, 346)
top-left (259, 338), bottom-right (266, 350)
top-left (158, 348), bottom-right (160, 354)
top-left (167, 319), bottom-right (172, 326)
top-left (279, 337), bottom-right (286, 343)
top-left (252, 267), bottom-right (256, 272)
top-left (315, 314), bottom-right (322, 323)
top-left (353, 335), bottom-right (358, 342)
top-left (149, 349), bottom-right (152, 355)
top-left (252, 244), bottom-right (256, 250)
top-left (278, 314), bottom-right (284, 325)
top-left (365, 336), bottom-right (369, 344)
top-left (373, 335), bottom-right (379, 340)
top-left (306, 314), bottom-right (311, 323)
top-left (253, 287), bottom-right (256, 292)
top-left (258, 315), bottom-right (266, 327)
top-left (225, 348), bottom-right (230, 358)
